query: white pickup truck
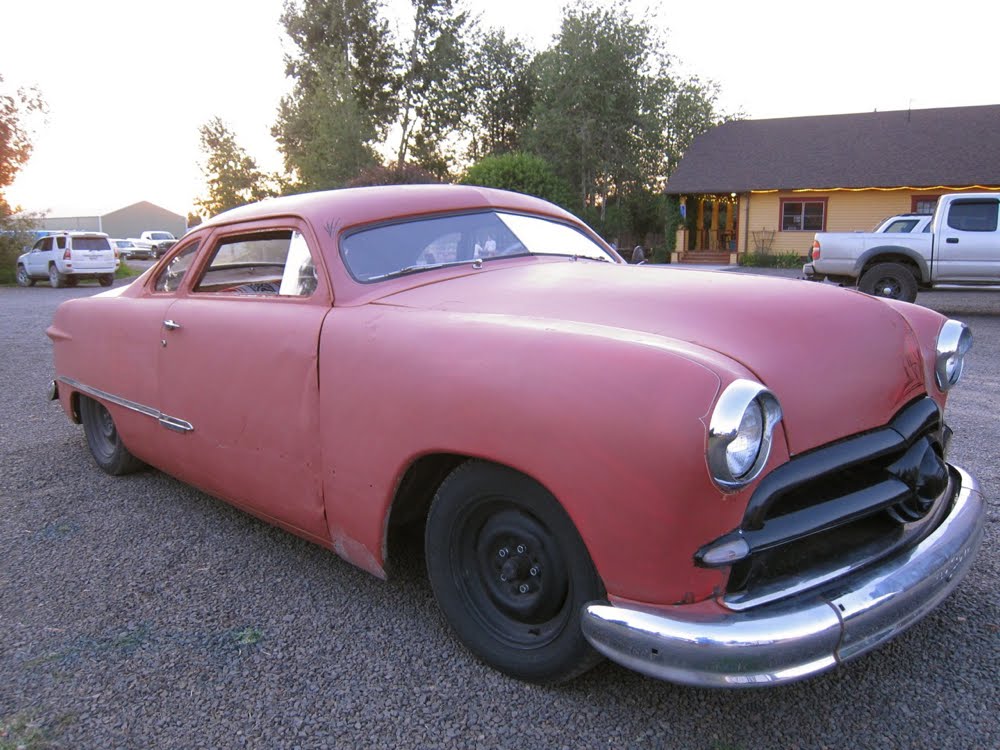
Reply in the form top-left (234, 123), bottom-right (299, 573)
top-left (16, 231), bottom-right (120, 288)
top-left (127, 230), bottom-right (178, 259)
top-left (804, 193), bottom-right (1000, 302)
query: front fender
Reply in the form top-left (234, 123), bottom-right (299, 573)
top-left (317, 306), bottom-right (771, 605)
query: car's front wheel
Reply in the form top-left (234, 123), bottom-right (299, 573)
top-left (48, 265), bottom-right (66, 289)
top-left (16, 265), bottom-right (34, 287)
top-left (98, 274), bottom-right (114, 287)
top-left (858, 262), bottom-right (918, 303)
top-left (79, 396), bottom-right (145, 475)
top-left (425, 461), bottom-right (604, 684)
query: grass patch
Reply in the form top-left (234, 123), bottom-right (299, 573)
top-left (232, 626), bottom-right (264, 647)
top-left (0, 713), bottom-right (48, 750)
top-left (116, 263), bottom-right (139, 279)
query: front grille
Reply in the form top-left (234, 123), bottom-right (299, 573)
top-left (697, 397), bottom-right (955, 609)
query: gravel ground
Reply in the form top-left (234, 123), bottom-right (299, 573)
top-left (1, 271), bottom-right (997, 749)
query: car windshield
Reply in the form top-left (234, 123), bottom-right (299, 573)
top-left (341, 211), bottom-right (613, 282)
top-left (73, 237), bottom-right (111, 251)
top-left (149, 232), bottom-right (173, 240)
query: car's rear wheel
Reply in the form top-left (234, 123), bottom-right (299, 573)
top-left (79, 396), bottom-right (145, 475)
top-left (15, 265), bottom-right (34, 287)
top-left (858, 262), bottom-right (918, 303)
top-left (66, 276), bottom-right (78, 287)
top-left (425, 461), bottom-right (604, 684)
top-left (48, 265), bottom-right (66, 289)
top-left (98, 274), bottom-right (114, 287)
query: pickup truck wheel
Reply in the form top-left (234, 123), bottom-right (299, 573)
top-left (48, 265), bottom-right (66, 289)
top-left (425, 461), bottom-right (604, 684)
top-left (79, 396), bottom-right (145, 475)
top-left (98, 274), bottom-right (114, 287)
top-left (16, 265), bottom-right (34, 287)
top-left (858, 262), bottom-right (918, 303)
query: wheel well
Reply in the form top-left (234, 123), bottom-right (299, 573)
top-left (860, 254), bottom-right (920, 278)
top-left (384, 453), bottom-right (467, 564)
top-left (68, 390), bottom-right (82, 424)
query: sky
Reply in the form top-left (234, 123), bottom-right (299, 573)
top-left (3, 0), bottom-right (999, 218)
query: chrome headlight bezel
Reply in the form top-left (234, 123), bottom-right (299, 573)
top-left (707, 379), bottom-right (783, 492)
top-left (935, 319), bottom-right (973, 391)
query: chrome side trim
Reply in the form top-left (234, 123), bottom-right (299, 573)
top-left (581, 465), bottom-right (983, 688)
top-left (57, 376), bottom-right (194, 433)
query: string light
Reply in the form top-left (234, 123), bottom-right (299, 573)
top-left (749, 185), bottom-right (1000, 195)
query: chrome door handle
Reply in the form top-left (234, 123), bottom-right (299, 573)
top-left (163, 320), bottom-right (182, 330)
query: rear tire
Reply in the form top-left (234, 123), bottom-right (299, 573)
top-left (16, 265), bottom-right (34, 287)
top-left (48, 265), bottom-right (66, 289)
top-left (425, 461), bottom-right (604, 684)
top-left (858, 262), bottom-right (918, 303)
top-left (79, 396), bottom-right (145, 475)
top-left (98, 274), bottom-right (114, 287)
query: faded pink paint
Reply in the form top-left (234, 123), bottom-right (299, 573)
top-left (48, 185), bottom-right (951, 607)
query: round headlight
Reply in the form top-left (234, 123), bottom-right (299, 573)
top-left (935, 320), bottom-right (972, 391)
top-left (726, 401), bottom-right (763, 478)
top-left (707, 380), bottom-right (782, 492)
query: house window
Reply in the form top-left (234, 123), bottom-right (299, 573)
top-left (780, 199), bottom-right (826, 231)
top-left (912, 196), bottom-right (939, 214)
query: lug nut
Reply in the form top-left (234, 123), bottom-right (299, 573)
top-left (519, 584), bottom-right (529, 594)
top-left (516, 544), bottom-right (526, 554)
top-left (498, 548), bottom-right (508, 558)
top-left (529, 566), bottom-right (539, 576)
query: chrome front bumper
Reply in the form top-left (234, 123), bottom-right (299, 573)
top-left (581, 465), bottom-right (984, 688)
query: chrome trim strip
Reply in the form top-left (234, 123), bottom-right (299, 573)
top-left (581, 465), bottom-right (983, 688)
top-left (57, 376), bottom-right (194, 433)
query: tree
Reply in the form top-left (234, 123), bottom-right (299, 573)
top-left (1, 74), bottom-right (46, 215)
top-left (275, 0), bottom-right (394, 189)
top-left (346, 161), bottom-right (441, 187)
top-left (461, 152), bottom-right (571, 208)
top-left (196, 118), bottom-right (278, 216)
top-left (464, 30), bottom-right (535, 160)
top-left (392, 0), bottom-right (475, 171)
top-left (663, 77), bottom-right (730, 175)
top-left (526, 3), bottom-right (670, 223)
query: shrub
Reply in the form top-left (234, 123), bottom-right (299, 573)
top-left (461, 153), bottom-right (573, 208)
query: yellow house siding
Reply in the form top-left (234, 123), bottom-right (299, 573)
top-left (743, 190), bottom-right (931, 257)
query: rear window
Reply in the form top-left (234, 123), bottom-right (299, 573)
top-left (72, 237), bottom-right (111, 251)
top-left (881, 219), bottom-right (919, 233)
top-left (149, 232), bottom-right (173, 240)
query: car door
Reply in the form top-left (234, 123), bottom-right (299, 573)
top-left (155, 220), bottom-right (331, 540)
top-left (26, 237), bottom-right (52, 275)
top-left (934, 197), bottom-right (1000, 282)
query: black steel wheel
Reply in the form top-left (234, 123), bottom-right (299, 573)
top-left (858, 262), bottom-right (918, 303)
top-left (79, 396), bottom-right (145, 475)
top-left (15, 265), bottom-right (34, 287)
top-left (425, 461), bottom-right (604, 683)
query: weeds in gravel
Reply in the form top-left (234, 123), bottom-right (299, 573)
top-left (232, 627), bottom-right (264, 647)
top-left (0, 712), bottom-right (48, 750)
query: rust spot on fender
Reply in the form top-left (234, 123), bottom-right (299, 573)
top-left (332, 533), bottom-right (386, 580)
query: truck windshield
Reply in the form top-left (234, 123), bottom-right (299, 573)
top-left (149, 232), bottom-right (174, 240)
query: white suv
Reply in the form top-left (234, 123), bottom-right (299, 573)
top-left (16, 232), bottom-right (120, 288)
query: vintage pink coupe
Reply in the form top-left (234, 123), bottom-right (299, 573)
top-left (47, 185), bottom-right (984, 687)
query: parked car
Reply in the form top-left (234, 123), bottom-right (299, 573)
top-left (804, 193), bottom-right (1000, 302)
top-left (112, 238), bottom-right (152, 260)
top-left (127, 230), bottom-right (178, 259)
top-left (47, 186), bottom-right (984, 687)
top-left (17, 231), bottom-right (119, 288)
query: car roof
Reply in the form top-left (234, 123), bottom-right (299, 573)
top-left (198, 185), bottom-right (579, 232)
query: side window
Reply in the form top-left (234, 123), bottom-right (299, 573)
top-left (194, 230), bottom-right (316, 297)
top-left (56, 236), bottom-right (67, 250)
top-left (154, 241), bottom-right (201, 292)
top-left (39, 237), bottom-right (53, 252)
top-left (947, 201), bottom-right (999, 232)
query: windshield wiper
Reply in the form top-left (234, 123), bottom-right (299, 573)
top-left (366, 259), bottom-right (477, 282)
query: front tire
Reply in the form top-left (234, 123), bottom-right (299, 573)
top-left (48, 265), bottom-right (66, 289)
top-left (425, 461), bottom-right (604, 683)
top-left (79, 396), bottom-right (145, 475)
top-left (16, 265), bottom-right (34, 287)
top-left (858, 262), bottom-right (918, 303)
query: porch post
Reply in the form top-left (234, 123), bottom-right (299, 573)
top-left (696, 199), bottom-right (705, 250)
top-left (710, 199), bottom-right (720, 251)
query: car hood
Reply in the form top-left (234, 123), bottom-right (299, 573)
top-left (375, 261), bottom-right (929, 454)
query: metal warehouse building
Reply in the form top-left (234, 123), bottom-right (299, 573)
top-left (35, 201), bottom-right (186, 239)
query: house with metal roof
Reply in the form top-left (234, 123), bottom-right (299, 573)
top-left (665, 104), bottom-right (1000, 263)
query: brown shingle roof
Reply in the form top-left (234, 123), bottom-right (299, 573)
top-left (665, 104), bottom-right (1000, 194)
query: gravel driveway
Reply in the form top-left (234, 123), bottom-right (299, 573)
top-left (1, 273), bottom-right (997, 749)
